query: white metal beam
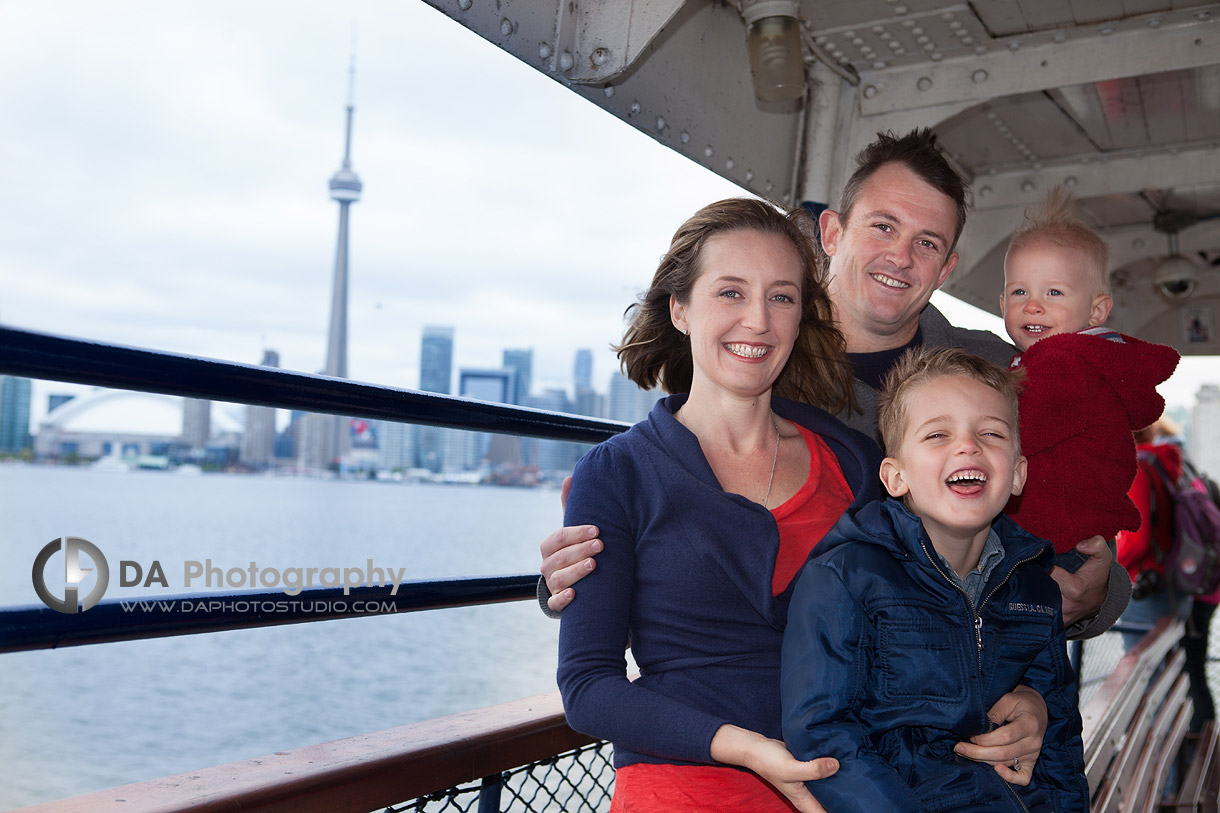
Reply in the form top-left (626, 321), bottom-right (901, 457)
top-left (1103, 220), bottom-right (1220, 271)
top-left (426, 0), bottom-right (804, 200)
top-left (972, 142), bottom-right (1220, 211)
top-left (856, 7), bottom-right (1220, 116)
top-left (556, 0), bottom-right (687, 83)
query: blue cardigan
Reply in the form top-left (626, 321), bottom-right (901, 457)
top-left (781, 500), bottom-right (1088, 812)
top-left (557, 394), bottom-right (882, 768)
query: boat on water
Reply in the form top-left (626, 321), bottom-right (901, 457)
top-left (3, 0), bottom-right (1220, 810)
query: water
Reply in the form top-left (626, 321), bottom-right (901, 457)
top-left (0, 465), bottom-right (564, 809)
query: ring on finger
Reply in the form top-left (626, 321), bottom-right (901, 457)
top-left (1011, 756), bottom-right (1020, 772)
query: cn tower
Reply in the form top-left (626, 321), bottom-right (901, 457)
top-left (325, 59), bottom-right (361, 381)
top-left (303, 60), bottom-right (362, 472)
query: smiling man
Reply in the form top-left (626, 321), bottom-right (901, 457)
top-left (815, 131), bottom-right (1014, 444)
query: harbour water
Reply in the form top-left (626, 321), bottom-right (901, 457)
top-left (0, 464), bottom-right (565, 809)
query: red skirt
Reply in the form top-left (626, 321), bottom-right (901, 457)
top-left (610, 763), bottom-right (799, 812)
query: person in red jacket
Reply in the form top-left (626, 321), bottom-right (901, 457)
top-left (1000, 187), bottom-right (1179, 615)
top-left (1116, 423), bottom-right (1192, 650)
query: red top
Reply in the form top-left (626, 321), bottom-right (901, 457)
top-left (772, 424), bottom-right (853, 595)
top-left (1005, 330), bottom-right (1179, 552)
top-left (607, 424), bottom-right (852, 811)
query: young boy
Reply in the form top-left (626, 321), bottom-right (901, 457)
top-left (1000, 187), bottom-right (1179, 572)
top-left (781, 347), bottom-right (1088, 812)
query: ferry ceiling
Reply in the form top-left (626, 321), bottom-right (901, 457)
top-left (427, 0), bottom-right (1220, 356)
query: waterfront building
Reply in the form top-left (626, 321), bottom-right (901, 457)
top-left (573, 349), bottom-right (592, 396)
top-left (447, 368), bottom-right (513, 471)
top-left (502, 348), bottom-right (533, 405)
top-left (527, 388), bottom-right (581, 475)
top-left (0, 376), bottom-right (32, 453)
top-left (275, 411), bottom-right (301, 462)
top-left (239, 350), bottom-right (280, 469)
top-left (301, 62), bottom-right (362, 472)
top-left (573, 388), bottom-right (605, 421)
top-left (35, 390), bottom-right (240, 462)
top-left (1191, 383), bottom-right (1220, 479)
top-left (420, 326), bottom-right (454, 395)
top-left (377, 419), bottom-right (414, 472)
top-left (181, 398), bottom-right (211, 450)
top-left (459, 368), bottom-right (513, 407)
top-left (607, 371), bottom-right (659, 425)
top-left (416, 326), bottom-right (455, 472)
top-left (570, 369), bottom-right (605, 469)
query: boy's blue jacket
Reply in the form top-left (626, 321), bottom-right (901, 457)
top-left (781, 499), bottom-right (1088, 812)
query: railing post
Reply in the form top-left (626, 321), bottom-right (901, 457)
top-left (1070, 638), bottom-right (1083, 679)
top-left (477, 773), bottom-right (504, 813)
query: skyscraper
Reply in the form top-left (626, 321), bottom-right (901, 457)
top-left (417, 326), bottom-right (454, 472)
top-left (608, 371), bottom-right (659, 424)
top-left (302, 62), bottom-right (362, 472)
top-left (528, 387), bottom-right (581, 473)
top-left (448, 368), bottom-right (514, 470)
top-left (240, 350), bottom-right (280, 469)
top-left (572, 348), bottom-right (601, 420)
top-left (181, 398), bottom-right (211, 450)
top-left (502, 348), bottom-right (533, 405)
top-left (420, 326), bottom-right (454, 395)
top-left (573, 349), bottom-right (593, 394)
top-left (0, 376), bottom-right (32, 453)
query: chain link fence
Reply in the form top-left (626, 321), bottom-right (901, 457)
top-left (384, 741), bottom-right (615, 813)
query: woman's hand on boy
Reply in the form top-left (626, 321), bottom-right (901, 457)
top-left (710, 724), bottom-right (836, 813)
top-left (540, 476), bottom-right (603, 612)
top-left (1050, 535), bottom-right (1111, 626)
top-left (952, 685), bottom-right (1046, 787)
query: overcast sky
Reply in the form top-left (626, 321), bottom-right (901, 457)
top-left (1, 0), bottom-right (1214, 430)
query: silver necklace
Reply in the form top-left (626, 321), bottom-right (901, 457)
top-left (678, 410), bottom-right (781, 508)
top-left (763, 415), bottom-right (780, 509)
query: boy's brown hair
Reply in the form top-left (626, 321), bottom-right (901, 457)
top-left (877, 347), bottom-right (1022, 456)
top-left (1006, 185), bottom-right (1110, 294)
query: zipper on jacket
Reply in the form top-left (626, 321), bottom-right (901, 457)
top-left (918, 541), bottom-right (1042, 675)
top-left (917, 538), bottom-right (982, 673)
top-left (1000, 769), bottom-right (1032, 812)
top-left (977, 553), bottom-right (1042, 618)
top-left (920, 540), bottom-right (1045, 812)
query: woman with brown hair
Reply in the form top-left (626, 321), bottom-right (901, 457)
top-left (556, 198), bottom-right (883, 811)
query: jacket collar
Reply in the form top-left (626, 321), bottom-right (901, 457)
top-left (824, 498), bottom-right (1053, 571)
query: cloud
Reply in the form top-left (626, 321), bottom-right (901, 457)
top-left (0, 0), bottom-right (746, 430)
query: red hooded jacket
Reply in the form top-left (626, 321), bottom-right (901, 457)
top-left (1117, 441), bottom-right (1183, 581)
top-left (1005, 330), bottom-right (1179, 552)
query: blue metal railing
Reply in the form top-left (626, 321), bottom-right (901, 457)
top-left (0, 326), bottom-right (629, 442)
top-left (0, 577), bottom-right (538, 653)
top-left (0, 325), bottom-right (632, 652)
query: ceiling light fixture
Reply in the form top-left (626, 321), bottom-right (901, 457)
top-left (742, 0), bottom-right (806, 103)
